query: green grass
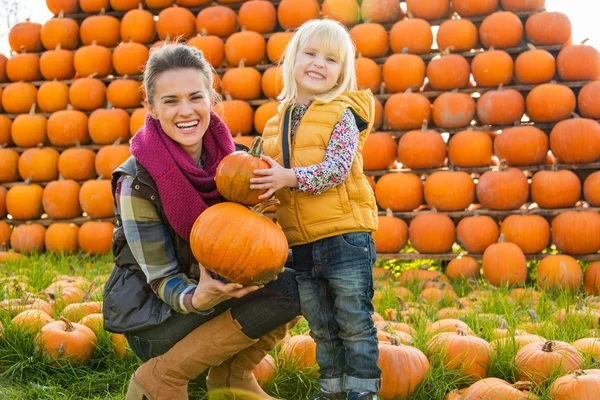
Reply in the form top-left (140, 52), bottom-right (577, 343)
top-left (0, 253), bottom-right (597, 399)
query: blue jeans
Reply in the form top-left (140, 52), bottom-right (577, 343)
top-left (292, 232), bottom-right (381, 394)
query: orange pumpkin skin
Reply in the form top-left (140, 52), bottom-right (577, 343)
top-left (18, 148), bottom-right (59, 182)
top-left (238, 0), bottom-right (277, 33)
top-left (389, 19), bottom-right (433, 55)
top-left (350, 23), bottom-right (389, 59)
top-left (382, 54), bottom-right (426, 93)
top-left (10, 223), bottom-right (47, 254)
top-left (45, 223), bottom-right (80, 254)
top-left (477, 88), bottom-right (525, 126)
top-left (436, 19), bottom-right (478, 52)
top-left (479, 11), bottom-right (524, 49)
top-left (12, 309), bottom-right (54, 333)
top-left (515, 46), bottom-right (556, 84)
top-left (405, 0), bottom-right (450, 20)
top-left (494, 126), bottom-right (548, 166)
top-left (36, 317), bottom-right (97, 364)
top-left (472, 50), bottom-right (514, 88)
top-left (397, 129), bottom-right (446, 170)
top-left (549, 369), bottom-right (600, 400)
top-left (424, 171), bottom-right (475, 212)
top-left (62, 302), bottom-right (103, 323)
top-left (537, 255), bottom-right (582, 292)
top-left (322, 0), bottom-right (361, 27)
top-left (375, 173), bottom-right (423, 212)
top-left (579, 81), bottom-right (600, 119)
top-left (427, 54), bottom-right (471, 91)
top-left (427, 329), bottom-right (492, 379)
top-left (453, 0), bottom-right (498, 17)
top-left (557, 43), bottom-right (600, 82)
top-left (0, 194), bottom-right (7, 219)
top-left (120, 6), bottom-right (156, 44)
top-left (95, 144), bottom-right (131, 179)
top-left (79, 180), bottom-right (114, 219)
top-left (0, 149), bottom-right (19, 183)
top-left (500, 214), bottom-right (550, 254)
top-left (384, 91), bottom-right (431, 131)
top-left (549, 118), bottom-right (600, 164)
top-left (6, 53), bottom-right (42, 82)
top-left (8, 21), bottom-right (43, 53)
top-left (372, 213), bottom-right (408, 253)
top-left (277, 0), bottom-right (320, 30)
top-left (526, 11), bottom-right (572, 46)
top-left (378, 342), bottom-right (430, 399)
top-left (282, 334), bottom-right (317, 370)
top-left (6, 185), bottom-right (44, 221)
top-left (362, 133), bottom-right (397, 171)
top-left (215, 137), bottom-right (269, 206)
top-left (190, 201), bottom-right (289, 286)
top-left (409, 213), bottom-right (455, 254)
top-left (224, 31), bottom-right (266, 67)
top-left (253, 353), bottom-right (277, 387)
top-left (531, 169), bottom-right (581, 209)
top-left (42, 180), bottom-right (82, 220)
top-left (552, 210), bottom-right (600, 255)
top-left (360, 0), bottom-right (402, 24)
top-left (584, 262), bottom-right (600, 295)
top-left (501, 0), bottom-right (544, 11)
top-left (196, 6), bottom-right (238, 38)
top-left (2, 82), bottom-right (38, 114)
top-left (515, 340), bottom-right (583, 386)
top-left (460, 377), bottom-right (539, 399)
top-left (476, 168), bottom-right (529, 210)
top-left (78, 222), bottom-right (114, 255)
top-left (448, 130), bottom-right (493, 168)
top-left (156, 6), bottom-right (196, 40)
top-left (584, 171), bottom-right (600, 207)
top-left (446, 256), bottom-right (480, 281)
top-left (482, 241), bottom-right (527, 286)
top-left (456, 215), bottom-right (499, 254)
top-left (58, 148), bottom-right (97, 181)
top-left (37, 81), bottom-right (70, 113)
top-left (432, 92), bottom-right (476, 129)
top-left (266, 32), bottom-right (293, 63)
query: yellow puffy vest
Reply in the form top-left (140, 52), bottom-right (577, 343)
top-left (262, 90), bottom-right (378, 247)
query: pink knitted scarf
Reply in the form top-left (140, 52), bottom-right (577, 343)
top-left (130, 112), bottom-right (235, 240)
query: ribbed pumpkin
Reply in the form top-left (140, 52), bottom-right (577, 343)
top-left (6, 184), bottom-right (44, 220)
top-left (389, 18), bottom-right (433, 55)
top-left (549, 117), bottom-right (600, 164)
top-left (41, 12), bottom-right (79, 50)
top-left (456, 215), bottom-right (499, 253)
top-left (537, 255), bottom-right (582, 292)
top-left (362, 133), bottom-right (397, 170)
top-left (238, 0), bottom-right (276, 33)
top-left (479, 11), bottom-right (523, 49)
top-left (409, 211), bottom-right (455, 254)
top-left (157, 6), bottom-right (196, 40)
top-left (525, 11), bottom-right (572, 46)
top-left (2, 82), bottom-right (37, 114)
top-left (107, 79), bottom-right (143, 109)
top-left (215, 137), bottom-right (269, 206)
top-left (584, 171), bottom-right (600, 207)
top-left (494, 126), bottom-right (548, 166)
top-left (48, 110), bottom-right (90, 147)
top-left (120, 5), bottom-right (155, 43)
top-left (405, 0), bottom-right (450, 20)
top-left (79, 179), bottom-right (114, 218)
top-left (448, 130), bottom-right (493, 167)
top-left (69, 77), bottom-right (107, 111)
top-left (38, 81), bottom-right (69, 114)
top-left (224, 31), bottom-right (266, 67)
top-left (74, 43), bottom-right (112, 78)
top-left (10, 224), bottom-right (46, 253)
top-left (531, 168), bottom-right (581, 209)
top-left (557, 39), bottom-right (600, 81)
top-left (424, 171), bottom-right (475, 212)
top-left (501, 0), bottom-right (545, 11)
top-left (472, 49), bottom-right (514, 88)
top-left (373, 209), bottom-right (408, 253)
top-left (397, 124), bottom-right (446, 169)
top-left (0, 149), bottom-right (20, 182)
top-left (360, 0), bottom-right (402, 24)
top-left (8, 20), bottom-right (43, 53)
top-left (253, 102), bottom-right (278, 135)
top-left (382, 52), bottom-right (426, 93)
top-left (526, 83), bottom-right (576, 123)
top-left (350, 23), bottom-right (389, 59)
top-left (436, 19), bottom-right (478, 52)
top-left (277, 0), bottom-right (320, 30)
top-left (47, 0), bottom-right (79, 14)
top-left (477, 165), bottom-right (529, 210)
top-left (453, 0), bottom-right (498, 16)
top-left (88, 109), bottom-right (130, 145)
top-left (515, 340), bottom-right (583, 386)
top-left (432, 92), bottom-right (476, 129)
top-left (427, 53), bottom-right (470, 91)
top-left (42, 180), bottom-right (81, 220)
top-left (500, 214), bottom-right (550, 254)
top-left (195, 5), bottom-right (238, 38)
top-left (222, 61), bottom-right (262, 101)
top-left (584, 262), bottom-right (600, 295)
top-left (515, 44), bottom-right (556, 84)
top-left (378, 342), bottom-right (430, 399)
top-left (6, 52), bottom-right (41, 82)
top-left (459, 378), bottom-right (538, 399)
top-left (45, 223), bottom-right (80, 254)
top-left (188, 33), bottom-right (225, 69)
top-left (355, 57), bottom-right (381, 93)
top-left (36, 316), bottom-right (97, 364)
top-left (375, 173), bottom-right (423, 212)
top-left (552, 208), bottom-right (600, 255)
top-left (387, 92), bottom-right (428, 130)
top-left (266, 32), bottom-right (293, 63)
top-left (427, 328), bottom-right (492, 379)
top-left (446, 256), bottom-right (480, 280)
top-left (549, 369), bottom-right (600, 400)
top-left (482, 235), bottom-right (527, 286)
top-left (11, 105), bottom-right (47, 148)
top-left (281, 334), bottom-right (317, 370)
top-left (78, 221), bottom-right (114, 255)
top-left (95, 144), bottom-right (131, 178)
top-left (40, 44), bottom-right (75, 81)
top-left (190, 200), bottom-right (288, 286)
top-left (80, 13), bottom-right (120, 48)
top-left (112, 41), bottom-right (149, 76)
top-left (215, 98), bottom-right (254, 136)
top-left (477, 86), bottom-right (525, 126)
top-left (58, 148), bottom-right (97, 181)
top-left (579, 81), bottom-right (600, 119)
top-left (18, 148), bottom-right (60, 182)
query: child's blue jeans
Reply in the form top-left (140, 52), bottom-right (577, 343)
top-left (292, 232), bottom-right (381, 395)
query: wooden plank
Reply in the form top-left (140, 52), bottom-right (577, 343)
top-left (376, 252), bottom-right (600, 261)
top-left (6, 144), bottom-right (107, 155)
top-left (381, 206), bottom-right (600, 219)
top-left (1, 216), bottom-right (116, 227)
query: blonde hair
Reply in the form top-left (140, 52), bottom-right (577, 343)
top-left (278, 19), bottom-right (357, 107)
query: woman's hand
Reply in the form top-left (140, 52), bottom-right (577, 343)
top-left (192, 265), bottom-right (263, 311)
top-left (250, 155), bottom-right (298, 200)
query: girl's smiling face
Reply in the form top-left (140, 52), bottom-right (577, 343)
top-left (293, 44), bottom-right (343, 104)
top-left (146, 68), bottom-right (212, 162)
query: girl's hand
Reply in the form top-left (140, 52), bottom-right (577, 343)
top-left (250, 155), bottom-right (298, 200)
top-left (192, 265), bottom-right (263, 311)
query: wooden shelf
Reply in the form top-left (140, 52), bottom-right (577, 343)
top-left (379, 205), bottom-right (600, 219)
top-left (376, 252), bottom-right (600, 261)
top-left (6, 144), bottom-right (106, 155)
top-left (1, 216), bottom-right (116, 227)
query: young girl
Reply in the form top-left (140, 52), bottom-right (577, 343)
top-left (250, 19), bottom-right (380, 400)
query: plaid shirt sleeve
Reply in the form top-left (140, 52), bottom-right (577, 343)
top-left (293, 108), bottom-right (360, 195)
top-left (116, 175), bottom-right (200, 314)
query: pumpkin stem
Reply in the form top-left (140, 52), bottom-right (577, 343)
top-left (442, 46), bottom-right (454, 56)
top-left (512, 381), bottom-right (533, 391)
top-left (379, 82), bottom-right (385, 96)
top-left (401, 47), bottom-right (409, 55)
top-left (55, 43), bottom-right (62, 51)
top-left (251, 199), bottom-right (280, 215)
top-left (238, 58), bottom-right (246, 68)
top-left (542, 340), bottom-right (555, 352)
top-left (454, 298), bottom-right (465, 310)
top-left (498, 233), bottom-right (505, 244)
top-left (389, 336), bottom-right (402, 346)
top-left (527, 309), bottom-right (539, 322)
top-left (421, 119), bottom-right (428, 131)
top-left (526, 43), bottom-right (537, 51)
top-left (385, 208), bottom-right (393, 217)
top-left (29, 103), bottom-right (36, 115)
top-left (581, 38), bottom-right (590, 45)
top-left (60, 316), bottom-right (76, 332)
top-left (396, 297), bottom-right (407, 310)
top-left (571, 112), bottom-right (580, 119)
top-left (456, 326), bottom-right (467, 336)
top-left (82, 281), bottom-right (96, 302)
top-left (498, 318), bottom-right (509, 330)
top-left (248, 136), bottom-right (264, 158)
top-left (138, 3), bottom-right (143, 9)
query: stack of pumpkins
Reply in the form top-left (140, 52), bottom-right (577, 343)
top-left (0, 0), bottom-right (598, 264)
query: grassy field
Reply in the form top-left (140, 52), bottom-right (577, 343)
top-left (0, 253), bottom-right (596, 399)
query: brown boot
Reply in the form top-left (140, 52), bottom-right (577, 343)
top-left (206, 318), bottom-right (299, 399)
top-left (125, 309), bottom-right (258, 400)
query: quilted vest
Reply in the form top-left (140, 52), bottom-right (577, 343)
top-left (262, 90), bottom-right (378, 247)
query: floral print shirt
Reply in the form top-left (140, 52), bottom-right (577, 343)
top-left (291, 103), bottom-right (360, 195)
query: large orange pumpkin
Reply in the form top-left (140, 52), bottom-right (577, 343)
top-left (112, 41), bottom-right (149, 76)
top-left (350, 23), bottom-right (389, 59)
top-left (157, 6), bottom-right (196, 40)
top-left (8, 20), bottom-right (43, 53)
top-left (552, 209), bottom-right (600, 255)
top-left (42, 180), bottom-right (81, 220)
top-left (482, 236), bottom-right (527, 286)
top-left (95, 144), bottom-right (131, 179)
top-left (397, 124), bottom-right (446, 169)
top-left (190, 200), bottom-right (288, 286)
top-left (47, 110), bottom-right (90, 146)
top-left (79, 14), bottom-right (120, 47)
top-left (479, 11), bottom-right (523, 49)
top-left (2, 82), bottom-right (37, 114)
top-left (378, 342), bottom-right (430, 399)
top-left (355, 57), bottom-right (381, 93)
top-left (58, 148), bottom-right (96, 181)
top-left (437, 19), bottom-right (478, 52)
top-left (281, 334), bottom-right (317, 370)
top-left (515, 44), bottom-right (556, 85)
top-left (409, 212), bottom-right (455, 254)
top-left (525, 11), bottom-right (572, 46)
top-left (6, 52), bottom-right (41, 83)
top-left (69, 77), bottom-right (107, 111)
top-left (0, 149), bottom-right (20, 182)
top-left (382, 53), bottom-right (426, 93)
top-left (578, 81), bottom-right (600, 119)
top-left (549, 118), bottom-right (600, 164)
top-left (584, 171), bottom-right (600, 207)
top-left (360, 0), bottom-right (402, 24)
top-left (526, 83), bottom-right (576, 123)
top-left (584, 262), bottom-right (600, 295)
top-left (477, 87), bottom-right (525, 126)
top-left (537, 255), bottom-right (582, 292)
top-left (515, 340), bottom-right (583, 386)
top-left (45, 223), bottom-right (80, 254)
top-left (424, 171), bottom-right (475, 212)
top-left (362, 133), bottom-right (397, 171)
top-left (427, 53), bottom-right (471, 91)
top-left (18, 148), bottom-right (59, 182)
top-left (446, 256), bottom-right (480, 281)
top-left (456, 215), bottom-right (499, 254)
top-left (322, 0), bottom-right (361, 27)
top-left (384, 90), bottom-right (430, 131)
top-left (238, 0), bottom-right (276, 33)
top-left (46, 0), bottom-right (79, 14)
top-left (453, 0), bottom-right (498, 16)
top-left (476, 166), bottom-right (529, 210)
top-left (405, 0), bottom-right (450, 20)
top-left (224, 31), bottom-right (266, 67)
top-left (372, 210), bottom-right (408, 253)
top-left (187, 34), bottom-right (225, 69)
top-left (221, 62), bottom-right (262, 101)
top-left (557, 39), bottom-right (600, 81)
top-left (531, 168), bottom-right (581, 209)
top-left (501, 0), bottom-right (544, 11)
top-left (500, 214), bottom-right (550, 254)
top-left (10, 223), bottom-right (46, 253)
top-left (427, 328), bottom-right (492, 379)
top-left (79, 180), bottom-right (115, 219)
top-left (389, 18), bottom-right (433, 55)
top-left (494, 126), bottom-right (548, 166)
top-left (266, 32), bottom-right (293, 63)
top-left (472, 49), bottom-right (514, 88)
top-left (448, 130), bottom-right (493, 167)
top-left (88, 108), bottom-right (130, 145)
top-left (277, 0), bottom-right (320, 30)
top-left (78, 222), bottom-right (114, 255)
top-left (432, 92), bottom-right (476, 129)
top-left (11, 105), bottom-right (47, 148)
top-left (196, 5), bottom-right (238, 38)
top-left (37, 80), bottom-right (70, 112)
top-left (375, 173), bottom-right (423, 211)
top-left (36, 317), bottom-right (97, 364)
top-left (106, 79), bottom-right (143, 109)
top-left (120, 5), bottom-right (156, 44)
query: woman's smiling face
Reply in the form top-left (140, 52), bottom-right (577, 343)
top-left (147, 68), bottom-right (212, 162)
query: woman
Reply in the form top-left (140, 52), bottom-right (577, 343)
top-left (102, 44), bottom-right (300, 400)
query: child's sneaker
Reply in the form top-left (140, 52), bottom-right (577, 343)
top-left (309, 391), bottom-right (347, 400)
top-left (347, 392), bottom-right (377, 400)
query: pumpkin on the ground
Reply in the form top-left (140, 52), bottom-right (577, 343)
top-left (36, 317), bottom-right (97, 364)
